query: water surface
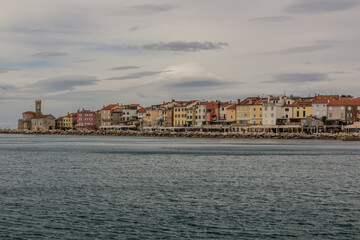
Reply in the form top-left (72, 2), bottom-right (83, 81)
top-left (0, 134), bottom-right (359, 239)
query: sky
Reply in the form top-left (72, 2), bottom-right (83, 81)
top-left (1, 0), bottom-right (360, 128)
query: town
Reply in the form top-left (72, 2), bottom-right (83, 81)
top-left (16, 94), bottom-right (360, 134)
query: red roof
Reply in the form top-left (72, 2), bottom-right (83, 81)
top-left (66, 113), bottom-right (77, 117)
top-left (239, 97), bottom-right (259, 106)
top-left (23, 111), bottom-right (35, 114)
top-left (328, 98), bottom-right (352, 106)
top-left (102, 104), bottom-right (119, 110)
top-left (228, 104), bottom-right (236, 110)
top-left (138, 108), bottom-right (147, 113)
top-left (203, 101), bottom-right (218, 110)
top-left (291, 101), bottom-right (312, 107)
top-left (32, 115), bottom-right (49, 119)
top-left (56, 117), bottom-right (64, 121)
top-left (182, 100), bottom-right (198, 107)
top-left (315, 95), bottom-right (339, 100)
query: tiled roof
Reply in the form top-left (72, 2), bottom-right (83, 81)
top-left (291, 101), bottom-right (312, 107)
top-left (32, 115), bottom-right (49, 119)
top-left (138, 108), bottom-right (147, 113)
top-left (228, 104), bottom-right (236, 110)
top-left (23, 111), bottom-right (35, 114)
top-left (56, 117), bottom-right (64, 121)
top-left (66, 113), bottom-right (77, 117)
top-left (182, 100), bottom-right (198, 107)
top-left (315, 95), bottom-right (339, 100)
top-left (239, 97), bottom-right (259, 105)
top-left (328, 98), bottom-right (352, 106)
top-left (102, 104), bottom-right (119, 110)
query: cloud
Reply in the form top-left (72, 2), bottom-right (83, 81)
top-left (31, 52), bottom-right (68, 59)
top-left (285, 0), bottom-right (359, 14)
top-left (0, 83), bottom-right (16, 91)
top-left (0, 67), bottom-right (19, 73)
top-left (262, 41), bottom-right (340, 55)
top-left (28, 76), bottom-right (99, 92)
top-left (269, 73), bottom-right (328, 83)
top-left (140, 41), bottom-right (229, 52)
top-left (106, 71), bottom-right (166, 80)
top-left (250, 16), bottom-right (295, 22)
top-left (128, 26), bottom-right (145, 32)
top-left (108, 66), bottom-right (140, 71)
top-left (76, 59), bottom-right (96, 63)
top-left (167, 77), bottom-right (229, 88)
top-left (109, 4), bottom-right (177, 16)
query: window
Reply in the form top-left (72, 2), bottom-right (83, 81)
top-left (303, 111), bottom-right (305, 117)
top-left (244, 113), bottom-right (247, 117)
top-left (260, 108), bottom-right (262, 111)
top-left (265, 107), bottom-right (268, 111)
top-left (348, 107), bottom-right (351, 110)
top-left (271, 113), bottom-right (274, 117)
top-left (254, 108), bottom-right (256, 111)
top-left (285, 108), bottom-right (289, 112)
top-left (271, 106), bottom-right (274, 111)
top-left (329, 113), bottom-right (332, 118)
top-left (297, 111), bottom-right (299, 117)
top-left (329, 106), bottom-right (333, 110)
top-left (341, 106), bottom-right (344, 110)
top-left (254, 114), bottom-right (256, 117)
top-left (260, 114), bottom-right (262, 117)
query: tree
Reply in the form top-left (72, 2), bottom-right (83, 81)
top-left (321, 116), bottom-right (327, 123)
top-left (340, 94), bottom-right (353, 98)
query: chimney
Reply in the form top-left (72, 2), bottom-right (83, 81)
top-left (237, 99), bottom-right (241, 104)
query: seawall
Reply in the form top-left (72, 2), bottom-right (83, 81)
top-left (1, 129), bottom-right (360, 140)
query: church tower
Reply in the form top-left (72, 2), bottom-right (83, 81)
top-left (35, 100), bottom-right (42, 116)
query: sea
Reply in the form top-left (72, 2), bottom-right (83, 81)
top-left (0, 134), bottom-right (359, 239)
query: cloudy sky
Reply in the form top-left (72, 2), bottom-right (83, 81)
top-left (1, 0), bottom-right (360, 128)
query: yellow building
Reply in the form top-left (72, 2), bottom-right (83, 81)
top-left (173, 100), bottom-right (198, 127)
top-left (292, 101), bottom-right (313, 119)
top-left (186, 108), bottom-right (196, 126)
top-left (174, 105), bottom-right (187, 127)
top-left (236, 97), bottom-right (259, 125)
top-left (250, 99), bottom-right (265, 125)
top-left (226, 105), bottom-right (236, 123)
top-left (57, 113), bottom-right (77, 130)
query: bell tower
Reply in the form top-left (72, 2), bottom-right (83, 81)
top-left (35, 100), bottom-right (42, 116)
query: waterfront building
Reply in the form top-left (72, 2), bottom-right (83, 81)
top-left (173, 100), bottom-right (198, 127)
top-left (327, 98), bottom-right (350, 124)
top-left (344, 98), bottom-right (360, 124)
top-left (236, 97), bottom-right (260, 125)
top-left (144, 106), bottom-right (160, 127)
top-left (290, 101), bottom-right (313, 124)
top-left (226, 104), bottom-right (236, 123)
top-left (62, 113), bottom-right (77, 130)
top-left (18, 111), bottom-right (35, 130)
top-left (186, 107), bottom-right (196, 127)
top-left (194, 103), bottom-right (207, 126)
top-left (76, 110), bottom-right (95, 130)
top-left (100, 104), bottom-right (121, 126)
top-left (312, 95), bottom-right (339, 119)
top-left (204, 101), bottom-right (219, 124)
top-left (122, 104), bottom-right (140, 123)
top-left (250, 99), bottom-right (265, 125)
top-left (18, 100), bottom-right (56, 131)
top-left (31, 114), bottom-right (56, 131)
top-left (55, 117), bottom-right (65, 129)
top-left (263, 95), bottom-right (295, 126)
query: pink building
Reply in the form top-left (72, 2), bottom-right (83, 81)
top-left (76, 110), bottom-right (95, 130)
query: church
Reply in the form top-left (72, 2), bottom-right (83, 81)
top-left (18, 100), bottom-right (56, 131)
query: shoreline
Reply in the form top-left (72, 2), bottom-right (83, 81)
top-left (1, 129), bottom-right (360, 141)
